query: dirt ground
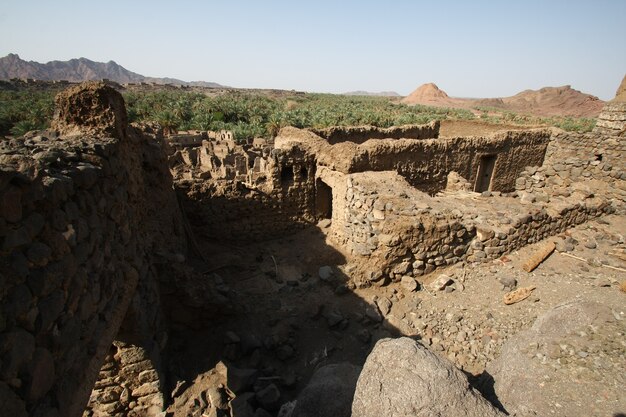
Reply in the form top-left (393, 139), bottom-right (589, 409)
top-left (166, 213), bottom-right (625, 416)
top-left (439, 119), bottom-right (544, 137)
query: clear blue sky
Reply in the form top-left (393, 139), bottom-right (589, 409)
top-left (1, 0), bottom-right (624, 99)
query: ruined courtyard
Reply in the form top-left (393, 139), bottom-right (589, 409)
top-left (0, 81), bottom-right (625, 417)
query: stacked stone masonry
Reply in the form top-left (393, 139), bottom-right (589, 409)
top-left (515, 131), bottom-right (626, 211)
top-left (593, 102), bottom-right (626, 136)
top-left (0, 83), bottom-right (185, 417)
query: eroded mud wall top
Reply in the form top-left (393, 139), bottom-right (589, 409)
top-left (310, 121), bottom-right (440, 144)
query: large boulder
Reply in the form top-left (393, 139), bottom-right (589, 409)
top-left (52, 81), bottom-right (128, 139)
top-left (487, 300), bottom-right (626, 417)
top-left (352, 337), bottom-right (504, 417)
top-left (286, 363), bottom-right (361, 417)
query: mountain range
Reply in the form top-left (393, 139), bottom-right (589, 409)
top-left (401, 83), bottom-right (605, 118)
top-left (0, 53), bottom-right (224, 88)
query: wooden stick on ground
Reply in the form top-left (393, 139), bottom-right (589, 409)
top-left (522, 241), bottom-right (556, 272)
top-left (560, 252), bottom-right (626, 273)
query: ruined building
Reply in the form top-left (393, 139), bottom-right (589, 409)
top-left (0, 82), bottom-right (624, 417)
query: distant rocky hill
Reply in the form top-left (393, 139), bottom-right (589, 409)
top-left (401, 82), bottom-right (605, 118)
top-left (0, 53), bottom-right (224, 87)
top-left (342, 90), bottom-right (400, 97)
top-left (401, 83), bottom-right (454, 106)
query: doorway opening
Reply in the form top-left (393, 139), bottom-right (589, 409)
top-left (474, 155), bottom-right (497, 192)
top-left (315, 179), bottom-right (333, 220)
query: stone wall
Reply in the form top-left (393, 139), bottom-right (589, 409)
top-left (0, 83), bottom-right (185, 417)
top-left (322, 171), bottom-right (474, 286)
top-left (179, 144), bottom-right (318, 242)
top-left (324, 164), bottom-right (618, 287)
top-left (515, 131), bottom-right (626, 211)
top-left (463, 197), bottom-right (613, 263)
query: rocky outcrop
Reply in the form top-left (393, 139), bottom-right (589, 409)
top-left (486, 300), bottom-right (626, 417)
top-left (351, 338), bottom-right (504, 417)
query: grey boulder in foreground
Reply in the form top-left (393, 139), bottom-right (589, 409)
top-left (352, 337), bottom-right (504, 417)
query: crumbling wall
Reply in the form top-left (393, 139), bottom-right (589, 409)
top-left (322, 171), bottom-right (474, 286)
top-left (327, 163), bottom-right (617, 286)
top-left (179, 145), bottom-right (318, 241)
top-left (347, 130), bottom-right (551, 194)
top-left (310, 121), bottom-right (439, 144)
top-left (0, 82), bottom-right (185, 417)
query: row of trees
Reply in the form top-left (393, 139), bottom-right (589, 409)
top-left (0, 86), bottom-right (596, 140)
top-left (122, 90), bottom-right (476, 141)
top-left (0, 88), bottom-right (58, 136)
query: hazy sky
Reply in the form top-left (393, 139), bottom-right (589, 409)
top-left (1, 0), bottom-right (625, 99)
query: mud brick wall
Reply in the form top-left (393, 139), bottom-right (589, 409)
top-left (180, 146), bottom-right (318, 242)
top-left (0, 83), bottom-right (185, 417)
top-left (310, 121), bottom-right (440, 144)
top-left (347, 130), bottom-right (551, 195)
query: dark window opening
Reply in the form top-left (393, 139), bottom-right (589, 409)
top-left (281, 165), bottom-right (294, 183)
top-left (300, 166), bottom-right (308, 179)
top-left (474, 154), bottom-right (497, 192)
top-left (595, 154), bottom-right (603, 161)
top-left (315, 179), bottom-right (333, 220)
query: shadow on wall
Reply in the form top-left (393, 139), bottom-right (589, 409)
top-left (159, 215), bottom-right (409, 415)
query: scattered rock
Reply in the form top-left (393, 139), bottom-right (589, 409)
top-left (583, 240), bottom-right (597, 249)
top-left (0, 383), bottom-right (27, 417)
top-left (318, 266), bottom-right (334, 282)
top-left (400, 275), bottom-right (418, 292)
top-left (429, 274), bottom-right (452, 291)
top-left (226, 365), bottom-right (259, 393)
top-left (499, 276), bottom-right (517, 291)
top-left (255, 383), bottom-right (281, 410)
top-left (375, 297), bottom-right (392, 316)
top-left (290, 363), bottom-right (361, 417)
